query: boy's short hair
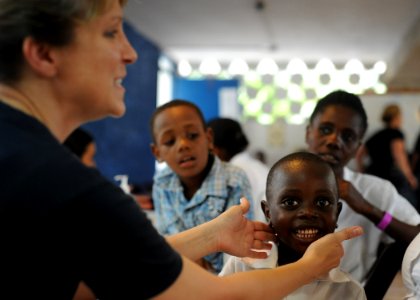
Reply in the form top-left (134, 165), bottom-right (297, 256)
top-left (309, 90), bottom-right (368, 137)
top-left (266, 151), bottom-right (338, 201)
top-left (149, 99), bottom-right (206, 142)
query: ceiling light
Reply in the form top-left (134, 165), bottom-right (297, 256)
top-left (199, 58), bottom-right (221, 75)
top-left (177, 59), bottom-right (192, 77)
top-left (228, 58), bottom-right (249, 75)
top-left (344, 59), bottom-right (365, 74)
top-left (286, 58), bottom-right (307, 74)
top-left (314, 58), bottom-right (336, 73)
top-left (256, 58), bottom-right (279, 75)
top-left (373, 61), bottom-right (387, 74)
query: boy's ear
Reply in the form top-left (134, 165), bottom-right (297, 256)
top-left (22, 36), bottom-right (58, 77)
top-left (261, 200), bottom-right (270, 220)
top-left (150, 143), bottom-right (162, 162)
top-left (206, 127), bottom-right (214, 151)
top-left (305, 124), bottom-right (311, 145)
top-left (336, 201), bottom-right (343, 220)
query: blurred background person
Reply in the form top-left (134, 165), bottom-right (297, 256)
top-left (207, 117), bottom-right (269, 222)
top-left (411, 106), bottom-right (420, 208)
top-left (356, 104), bottom-right (417, 207)
top-left (254, 149), bottom-right (268, 165)
top-left (63, 127), bottom-right (96, 168)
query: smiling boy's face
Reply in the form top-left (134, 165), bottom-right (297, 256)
top-left (263, 159), bottom-right (341, 255)
top-left (151, 105), bottom-right (213, 181)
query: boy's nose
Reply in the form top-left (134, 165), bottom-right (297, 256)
top-left (326, 132), bottom-right (341, 149)
top-left (178, 137), bottom-right (191, 150)
top-left (297, 205), bottom-right (318, 218)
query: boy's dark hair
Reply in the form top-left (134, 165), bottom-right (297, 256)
top-left (149, 99), bottom-right (206, 142)
top-left (207, 118), bottom-right (249, 158)
top-left (63, 128), bottom-right (94, 158)
top-left (266, 151), bottom-right (338, 201)
top-left (309, 90), bottom-right (368, 137)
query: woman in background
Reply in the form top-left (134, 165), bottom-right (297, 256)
top-left (356, 104), bottom-right (417, 206)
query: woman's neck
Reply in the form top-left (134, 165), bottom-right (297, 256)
top-left (0, 83), bottom-right (76, 142)
top-left (0, 84), bottom-right (46, 123)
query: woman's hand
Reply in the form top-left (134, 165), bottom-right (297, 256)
top-left (214, 198), bottom-right (275, 259)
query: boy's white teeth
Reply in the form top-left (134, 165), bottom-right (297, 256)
top-left (116, 79), bottom-right (123, 85)
top-left (296, 228), bottom-right (318, 239)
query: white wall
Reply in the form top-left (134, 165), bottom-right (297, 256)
top-left (242, 93), bottom-right (420, 169)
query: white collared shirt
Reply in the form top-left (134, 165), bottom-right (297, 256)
top-left (402, 233), bottom-right (420, 299)
top-left (220, 243), bottom-right (366, 299)
top-left (338, 167), bottom-right (420, 282)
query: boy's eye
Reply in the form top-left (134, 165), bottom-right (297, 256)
top-left (316, 197), bottom-right (332, 208)
top-left (162, 138), bottom-right (175, 146)
top-left (319, 125), bottom-right (332, 135)
top-left (186, 132), bottom-right (199, 140)
top-left (280, 197), bottom-right (299, 208)
top-left (341, 131), bottom-right (356, 144)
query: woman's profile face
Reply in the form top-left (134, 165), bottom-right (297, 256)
top-left (52, 0), bottom-right (137, 122)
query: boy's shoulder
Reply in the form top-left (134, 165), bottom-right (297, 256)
top-left (153, 165), bottom-right (179, 188)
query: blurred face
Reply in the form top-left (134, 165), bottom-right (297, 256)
top-left (263, 161), bottom-right (340, 255)
top-left (53, 0), bottom-right (137, 122)
top-left (81, 142), bottom-right (96, 168)
top-left (151, 105), bottom-right (213, 182)
top-left (306, 105), bottom-right (364, 175)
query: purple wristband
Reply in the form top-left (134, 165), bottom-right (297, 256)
top-left (377, 212), bottom-right (393, 231)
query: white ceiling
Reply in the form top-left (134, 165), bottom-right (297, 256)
top-left (124, 0), bottom-right (420, 90)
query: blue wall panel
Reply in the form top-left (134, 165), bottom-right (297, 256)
top-left (173, 78), bottom-right (239, 121)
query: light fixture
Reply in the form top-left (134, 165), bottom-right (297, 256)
top-left (373, 61), bottom-right (387, 74)
top-left (199, 58), bottom-right (221, 76)
top-left (256, 58), bottom-right (279, 75)
top-left (177, 59), bottom-right (192, 77)
top-left (228, 58), bottom-right (249, 75)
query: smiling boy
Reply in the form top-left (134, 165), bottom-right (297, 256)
top-left (220, 152), bottom-right (366, 299)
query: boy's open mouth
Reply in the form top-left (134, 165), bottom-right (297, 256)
top-left (294, 228), bottom-right (319, 240)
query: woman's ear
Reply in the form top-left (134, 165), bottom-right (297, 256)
top-left (22, 37), bottom-right (57, 77)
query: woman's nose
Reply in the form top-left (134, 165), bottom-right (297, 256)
top-left (122, 33), bottom-right (138, 64)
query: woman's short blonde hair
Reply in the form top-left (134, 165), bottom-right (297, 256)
top-left (0, 0), bottom-right (127, 83)
top-left (381, 104), bottom-right (401, 125)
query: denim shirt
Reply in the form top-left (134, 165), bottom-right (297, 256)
top-left (152, 155), bottom-right (253, 272)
